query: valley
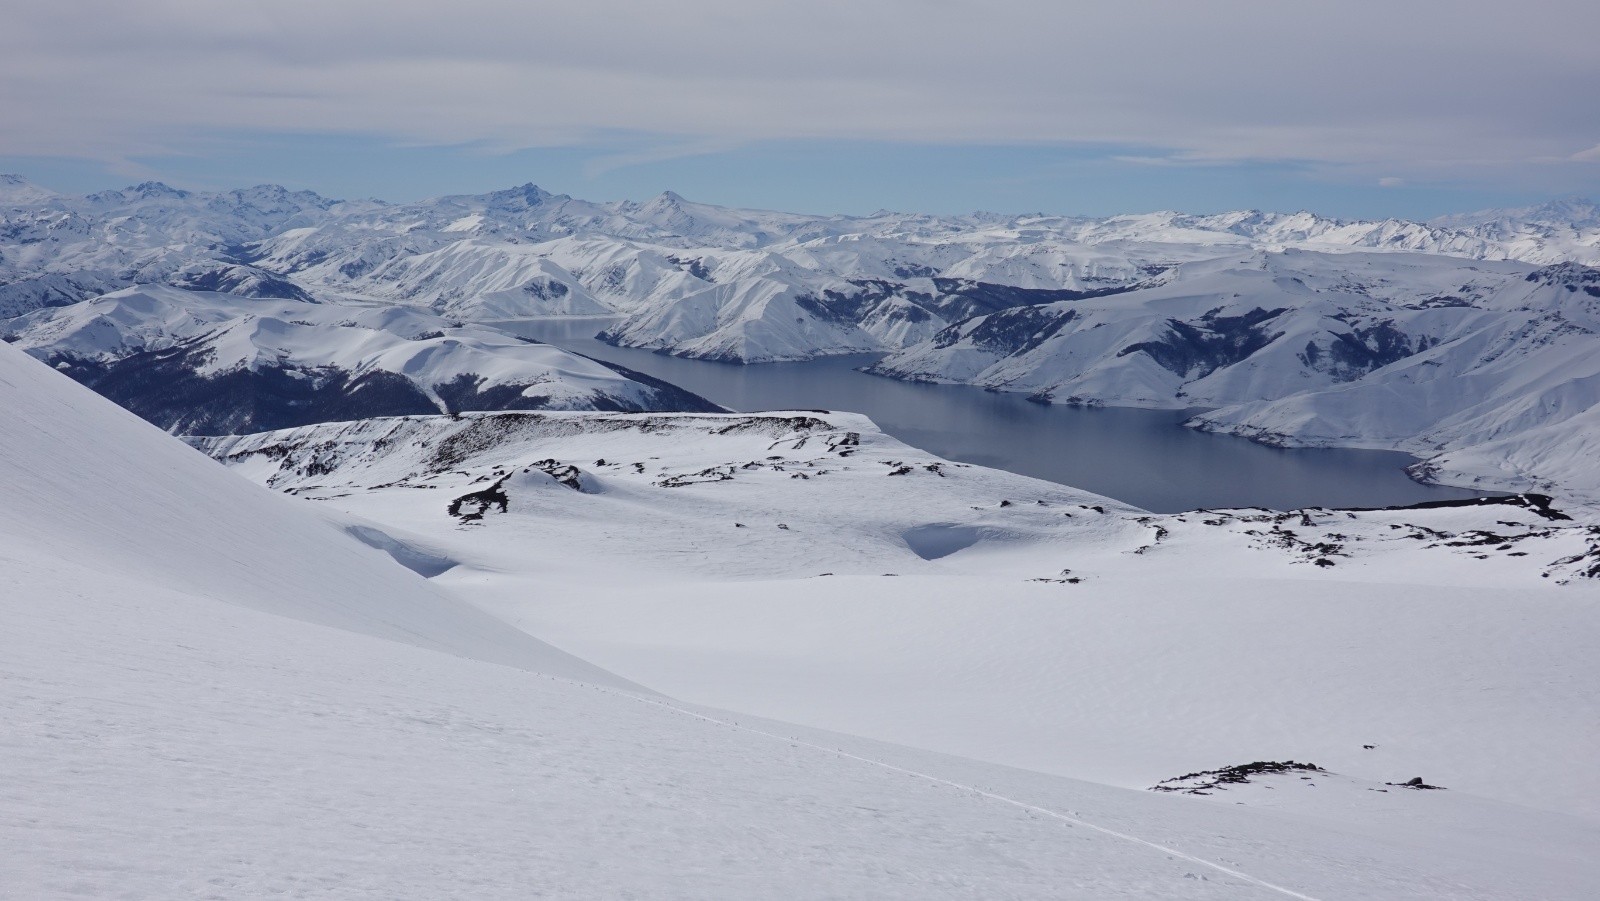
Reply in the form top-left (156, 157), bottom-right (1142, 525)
top-left (5, 178), bottom-right (1599, 501)
top-left (503, 315), bottom-right (1486, 512)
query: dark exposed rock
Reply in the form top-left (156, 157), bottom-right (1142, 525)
top-left (38, 338), bottom-right (723, 437)
top-left (529, 459), bottom-right (586, 491)
top-left (929, 306), bottom-right (1079, 354)
top-left (666, 255), bottom-right (713, 282)
top-left (170, 265), bottom-right (315, 301)
top-left (1118, 307), bottom-right (1287, 378)
top-left (48, 345), bottom-right (440, 436)
top-left (1347, 493), bottom-right (1570, 522)
top-left (1525, 261), bottom-right (1600, 298)
top-left (526, 279), bottom-right (569, 300)
top-left (1388, 776), bottom-right (1445, 790)
top-left (1305, 319), bottom-right (1426, 381)
top-left (448, 475), bottom-right (510, 521)
top-left (429, 414), bottom-right (545, 469)
top-left (0, 272), bottom-right (130, 318)
top-left (656, 464), bottom-right (736, 488)
top-left (711, 415), bottom-right (832, 436)
top-left (1152, 760), bottom-right (1325, 794)
top-left (925, 278), bottom-right (1132, 322)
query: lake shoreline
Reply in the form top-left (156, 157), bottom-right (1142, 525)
top-left (491, 316), bottom-right (1487, 513)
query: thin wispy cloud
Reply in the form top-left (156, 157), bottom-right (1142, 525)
top-left (1110, 155), bottom-right (1238, 169)
top-left (582, 138), bottom-right (750, 178)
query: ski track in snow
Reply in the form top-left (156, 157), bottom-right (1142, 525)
top-left (627, 691), bottom-right (1323, 901)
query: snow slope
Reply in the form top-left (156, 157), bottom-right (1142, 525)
top-left (198, 409), bottom-right (1600, 842)
top-left (1182, 261), bottom-right (1600, 498)
top-left (0, 340), bottom-right (625, 681)
top-left (16, 312), bottom-right (1600, 897)
top-left (872, 251), bottom-right (1600, 500)
top-left (2, 285), bottom-right (720, 433)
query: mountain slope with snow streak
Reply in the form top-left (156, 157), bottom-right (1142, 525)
top-left (2, 285), bottom-right (720, 433)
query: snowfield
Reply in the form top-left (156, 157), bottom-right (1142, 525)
top-left (183, 401), bottom-right (1600, 896)
top-left (6, 340), bottom-right (1600, 897)
top-left (195, 410), bottom-right (1600, 818)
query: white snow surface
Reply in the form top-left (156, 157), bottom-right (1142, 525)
top-left (1, 285), bottom-right (704, 421)
top-left (16, 331), bottom-right (1600, 897)
top-left (0, 340), bottom-right (621, 682)
top-left (182, 406), bottom-right (1600, 896)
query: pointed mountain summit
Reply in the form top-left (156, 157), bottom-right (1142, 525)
top-left (126, 180), bottom-right (191, 200)
top-left (480, 182), bottom-right (558, 210)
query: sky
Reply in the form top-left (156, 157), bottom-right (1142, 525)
top-left (2, 0), bottom-right (1597, 219)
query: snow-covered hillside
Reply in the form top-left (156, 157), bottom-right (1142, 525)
top-left (872, 251), bottom-right (1600, 500)
top-left (0, 178), bottom-right (344, 318)
top-left (1430, 197), bottom-right (1600, 263)
top-left (2, 285), bottom-right (719, 433)
top-left (17, 311), bottom-right (1600, 897)
top-left (197, 408), bottom-right (1600, 841)
top-left (0, 340), bottom-right (628, 679)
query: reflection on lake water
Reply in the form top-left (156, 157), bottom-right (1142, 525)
top-left (499, 316), bottom-right (1486, 513)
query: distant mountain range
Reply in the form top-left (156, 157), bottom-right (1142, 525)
top-left (3, 173), bottom-right (1595, 322)
top-left (5, 174), bottom-right (1600, 498)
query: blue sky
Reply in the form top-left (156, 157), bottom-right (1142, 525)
top-left (3, 1), bottom-right (1596, 219)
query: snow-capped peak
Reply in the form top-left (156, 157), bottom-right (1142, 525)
top-left (479, 182), bottom-right (558, 210)
top-left (126, 180), bottom-right (191, 200)
top-left (1432, 195), bottom-right (1600, 230)
top-left (0, 173), bottom-right (60, 205)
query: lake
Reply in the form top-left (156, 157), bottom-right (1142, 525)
top-left (498, 316), bottom-right (1487, 513)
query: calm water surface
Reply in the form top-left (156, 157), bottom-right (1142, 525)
top-left (502, 316), bottom-right (1486, 513)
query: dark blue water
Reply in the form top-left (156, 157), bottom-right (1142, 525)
top-left (500, 316), bottom-right (1487, 513)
